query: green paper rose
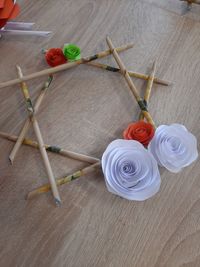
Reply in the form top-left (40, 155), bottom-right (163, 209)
top-left (63, 43), bottom-right (81, 61)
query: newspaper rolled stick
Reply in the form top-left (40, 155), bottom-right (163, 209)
top-left (9, 75), bottom-right (53, 164)
top-left (86, 61), bottom-right (171, 86)
top-left (16, 66), bottom-right (61, 206)
top-left (27, 162), bottom-right (101, 199)
top-left (0, 43), bottom-right (134, 89)
top-left (0, 131), bottom-right (100, 164)
top-left (106, 36), bottom-right (156, 128)
top-left (139, 60), bottom-right (157, 120)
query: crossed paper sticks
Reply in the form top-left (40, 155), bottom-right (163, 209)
top-left (0, 37), bottom-right (171, 206)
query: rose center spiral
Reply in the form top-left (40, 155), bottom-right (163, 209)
top-left (121, 161), bottom-right (136, 175)
top-left (168, 137), bottom-right (181, 152)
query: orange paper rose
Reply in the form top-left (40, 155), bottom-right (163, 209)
top-left (45, 48), bottom-right (67, 67)
top-left (123, 121), bottom-right (155, 146)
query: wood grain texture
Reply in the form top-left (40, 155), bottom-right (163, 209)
top-left (0, 0), bottom-right (200, 266)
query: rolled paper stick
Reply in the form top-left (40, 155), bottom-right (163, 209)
top-left (0, 29), bottom-right (52, 37)
top-left (0, 131), bottom-right (100, 164)
top-left (42, 49), bottom-right (170, 86)
top-left (33, 76), bottom-right (53, 112)
top-left (16, 65), bottom-right (34, 113)
top-left (27, 162), bottom-right (101, 199)
top-left (86, 61), bottom-right (171, 86)
top-left (9, 119), bottom-right (31, 164)
top-left (9, 75), bottom-right (53, 164)
top-left (4, 22), bottom-right (35, 30)
top-left (0, 43), bottom-right (134, 89)
top-left (139, 60), bottom-right (157, 120)
top-left (31, 117), bottom-right (62, 205)
top-left (106, 36), bottom-right (156, 128)
top-left (16, 66), bottom-right (61, 205)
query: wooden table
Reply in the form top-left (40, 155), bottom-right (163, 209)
top-left (0, 0), bottom-right (200, 266)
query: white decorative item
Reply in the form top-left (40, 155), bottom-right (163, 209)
top-left (102, 139), bottom-right (161, 201)
top-left (148, 124), bottom-right (198, 173)
top-left (0, 22), bottom-right (51, 37)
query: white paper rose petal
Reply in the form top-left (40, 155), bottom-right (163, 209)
top-left (101, 139), bottom-right (161, 201)
top-left (148, 124), bottom-right (198, 173)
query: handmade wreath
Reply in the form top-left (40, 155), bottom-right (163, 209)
top-left (0, 37), bottom-right (198, 206)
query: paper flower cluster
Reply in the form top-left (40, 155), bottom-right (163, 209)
top-left (0, 0), bottom-right (20, 29)
top-left (45, 44), bottom-right (81, 67)
top-left (102, 123), bottom-right (198, 201)
top-left (43, 42), bottom-right (198, 203)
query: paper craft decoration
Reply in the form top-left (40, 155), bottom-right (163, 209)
top-left (0, 0), bottom-right (19, 19)
top-left (63, 44), bottom-right (81, 61)
top-left (0, 1), bottom-right (51, 37)
top-left (148, 124), bottom-right (198, 173)
top-left (122, 58), bottom-right (198, 176)
top-left (123, 61), bottom-right (156, 147)
top-left (16, 65), bottom-right (61, 205)
top-left (0, 37), bottom-right (197, 206)
top-left (27, 162), bottom-right (101, 199)
top-left (123, 121), bottom-right (155, 146)
top-left (45, 48), bottom-right (67, 67)
top-left (45, 44), bottom-right (81, 67)
top-left (0, 0), bottom-right (5, 9)
top-left (101, 139), bottom-right (161, 201)
top-left (0, 0), bottom-right (19, 29)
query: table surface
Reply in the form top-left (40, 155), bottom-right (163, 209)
top-left (0, 1), bottom-right (200, 266)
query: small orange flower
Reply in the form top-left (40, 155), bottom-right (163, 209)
top-left (123, 121), bottom-right (155, 146)
top-left (45, 48), bottom-right (67, 67)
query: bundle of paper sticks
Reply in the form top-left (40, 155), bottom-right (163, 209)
top-left (0, 37), bottom-right (172, 206)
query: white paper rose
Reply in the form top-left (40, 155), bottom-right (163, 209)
top-left (148, 124), bottom-right (198, 173)
top-left (101, 139), bottom-right (161, 201)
